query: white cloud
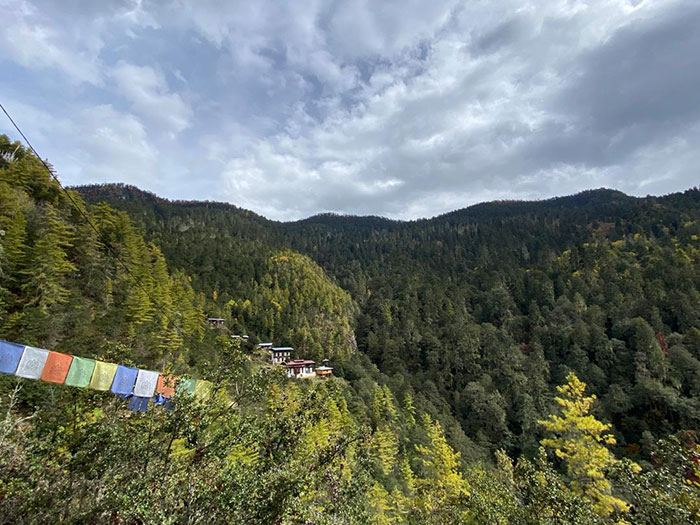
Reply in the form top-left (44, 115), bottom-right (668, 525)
top-left (208, 0), bottom-right (700, 219)
top-left (0, 97), bottom-right (161, 190)
top-left (111, 61), bottom-right (192, 135)
top-left (1, 0), bottom-right (698, 219)
top-left (0, 0), bottom-right (103, 84)
top-left (73, 104), bottom-right (157, 183)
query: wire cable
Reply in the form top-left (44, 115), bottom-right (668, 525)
top-left (0, 101), bottom-right (205, 338)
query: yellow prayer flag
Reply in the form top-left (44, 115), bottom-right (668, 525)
top-left (89, 361), bottom-right (118, 391)
top-left (194, 380), bottom-right (213, 400)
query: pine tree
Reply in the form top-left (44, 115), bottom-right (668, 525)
top-left (21, 204), bottom-right (77, 311)
top-left (539, 373), bottom-right (638, 516)
top-left (0, 184), bottom-right (29, 281)
top-left (368, 482), bottom-right (394, 524)
top-left (413, 415), bottom-right (470, 518)
top-left (370, 425), bottom-right (399, 474)
top-left (403, 391), bottom-right (416, 427)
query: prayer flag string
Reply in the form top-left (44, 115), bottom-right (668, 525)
top-left (0, 339), bottom-right (211, 411)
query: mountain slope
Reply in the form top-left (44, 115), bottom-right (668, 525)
top-left (76, 183), bottom-right (700, 458)
top-left (1, 137), bottom-right (698, 521)
top-left (0, 137), bottom-right (482, 523)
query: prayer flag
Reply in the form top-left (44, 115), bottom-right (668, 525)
top-left (64, 356), bottom-right (96, 387)
top-left (89, 361), bottom-right (118, 391)
top-left (111, 365), bottom-right (138, 395)
top-left (194, 380), bottom-right (213, 400)
top-left (15, 346), bottom-right (49, 379)
top-left (176, 377), bottom-right (196, 395)
top-left (0, 340), bottom-right (25, 374)
top-left (40, 351), bottom-right (73, 384)
top-left (133, 369), bottom-right (158, 398)
top-left (156, 374), bottom-right (178, 397)
top-left (127, 396), bottom-right (150, 413)
top-left (0, 338), bottom-right (211, 410)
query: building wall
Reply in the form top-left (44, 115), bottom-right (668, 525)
top-left (271, 351), bottom-right (291, 365)
top-left (286, 367), bottom-right (316, 378)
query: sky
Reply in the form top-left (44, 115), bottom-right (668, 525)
top-left (1, 0), bottom-right (699, 220)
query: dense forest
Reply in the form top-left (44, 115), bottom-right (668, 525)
top-left (1, 134), bottom-right (699, 523)
top-left (77, 179), bottom-right (700, 461)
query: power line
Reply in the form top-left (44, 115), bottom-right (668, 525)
top-left (0, 101), bottom-right (203, 338)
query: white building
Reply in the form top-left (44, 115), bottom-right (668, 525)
top-left (207, 317), bottom-right (225, 328)
top-left (285, 359), bottom-right (315, 378)
top-left (271, 346), bottom-right (293, 365)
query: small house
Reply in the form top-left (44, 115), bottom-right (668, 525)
top-left (271, 347), bottom-right (293, 365)
top-left (207, 317), bottom-right (225, 328)
top-left (258, 342), bottom-right (273, 350)
top-left (315, 359), bottom-right (333, 379)
top-left (285, 359), bottom-right (315, 378)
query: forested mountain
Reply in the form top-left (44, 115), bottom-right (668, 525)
top-left (0, 137), bottom-right (455, 523)
top-left (77, 182), bottom-right (700, 460)
top-left (0, 148), bottom-right (206, 367)
top-left (1, 133), bottom-right (699, 523)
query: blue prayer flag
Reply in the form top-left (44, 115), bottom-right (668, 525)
top-left (0, 340), bottom-right (25, 375)
top-left (111, 365), bottom-right (138, 395)
top-left (127, 396), bottom-right (150, 413)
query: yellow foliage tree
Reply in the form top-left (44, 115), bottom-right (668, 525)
top-left (370, 425), bottom-right (399, 474)
top-left (539, 373), bottom-right (638, 517)
top-left (413, 415), bottom-right (470, 517)
top-left (368, 482), bottom-right (395, 524)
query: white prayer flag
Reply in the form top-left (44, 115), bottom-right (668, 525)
top-left (15, 346), bottom-right (49, 379)
top-left (133, 369), bottom-right (158, 397)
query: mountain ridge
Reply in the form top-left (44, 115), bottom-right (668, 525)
top-left (74, 182), bottom-right (699, 226)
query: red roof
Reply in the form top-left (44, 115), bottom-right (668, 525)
top-left (285, 360), bottom-right (315, 367)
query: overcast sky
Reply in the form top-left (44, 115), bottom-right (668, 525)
top-left (1, 0), bottom-right (698, 220)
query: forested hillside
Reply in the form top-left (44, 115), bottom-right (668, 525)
top-left (1, 134), bottom-right (699, 523)
top-left (78, 182), bottom-right (700, 461)
top-left (0, 143), bottom-right (206, 366)
top-left (0, 137), bottom-right (439, 522)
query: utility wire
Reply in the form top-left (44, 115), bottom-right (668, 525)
top-left (0, 101), bottom-right (205, 338)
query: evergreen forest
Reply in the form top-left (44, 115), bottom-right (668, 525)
top-left (1, 134), bottom-right (699, 523)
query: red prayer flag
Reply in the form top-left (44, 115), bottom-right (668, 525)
top-left (40, 351), bottom-right (73, 384)
top-left (156, 374), bottom-right (178, 397)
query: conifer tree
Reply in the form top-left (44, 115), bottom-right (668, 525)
top-left (413, 415), bottom-right (470, 518)
top-left (21, 204), bottom-right (77, 310)
top-left (0, 185), bottom-right (28, 280)
top-left (539, 372), bottom-right (638, 516)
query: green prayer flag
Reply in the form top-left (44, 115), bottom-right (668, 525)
top-left (176, 378), bottom-right (196, 395)
top-left (64, 356), bottom-right (96, 387)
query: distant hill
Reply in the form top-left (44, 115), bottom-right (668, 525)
top-left (74, 183), bottom-right (671, 225)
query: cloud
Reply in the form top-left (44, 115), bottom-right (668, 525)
top-left (1, 0), bottom-right (699, 219)
top-left (72, 104), bottom-right (158, 184)
top-left (0, 96), bottom-right (162, 192)
top-left (111, 61), bottom-right (192, 135)
top-left (0, 0), bottom-right (103, 84)
top-left (551, 2), bottom-right (700, 159)
top-left (212, 0), bottom-right (700, 218)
